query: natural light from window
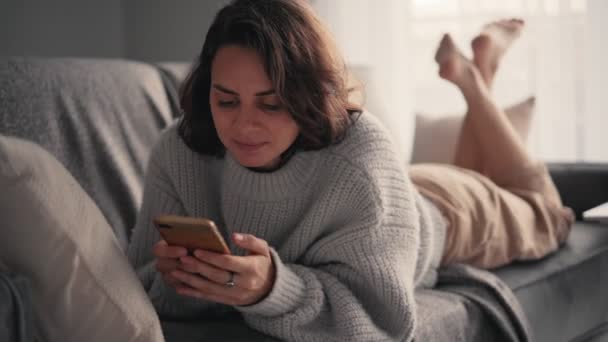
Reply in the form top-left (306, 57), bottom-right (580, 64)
top-left (313, 0), bottom-right (607, 162)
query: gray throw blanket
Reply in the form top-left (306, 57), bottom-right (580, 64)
top-left (416, 264), bottom-right (532, 342)
top-left (0, 57), bottom-right (175, 250)
top-left (160, 264), bottom-right (531, 342)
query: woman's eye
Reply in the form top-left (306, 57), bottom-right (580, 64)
top-left (262, 104), bottom-right (283, 112)
top-left (218, 100), bottom-right (237, 108)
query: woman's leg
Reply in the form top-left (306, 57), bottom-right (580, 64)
top-left (449, 20), bottom-right (526, 177)
top-left (435, 30), bottom-right (542, 189)
top-left (435, 34), bottom-right (482, 172)
top-left (472, 19), bottom-right (525, 88)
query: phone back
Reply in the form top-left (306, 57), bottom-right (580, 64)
top-left (153, 215), bottom-right (230, 254)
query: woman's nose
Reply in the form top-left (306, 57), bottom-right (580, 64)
top-left (233, 106), bottom-right (260, 129)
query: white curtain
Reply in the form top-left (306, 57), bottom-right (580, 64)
top-left (312, 0), bottom-right (608, 163)
top-left (312, 0), bottom-right (414, 160)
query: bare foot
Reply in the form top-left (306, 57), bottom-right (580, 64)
top-left (471, 18), bottom-right (525, 86)
top-left (435, 34), bottom-right (485, 96)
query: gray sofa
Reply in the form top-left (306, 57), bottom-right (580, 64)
top-left (1, 57), bottom-right (607, 342)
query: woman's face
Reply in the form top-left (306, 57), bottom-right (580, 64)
top-left (210, 45), bottom-right (300, 170)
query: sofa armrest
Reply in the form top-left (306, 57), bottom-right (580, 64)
top-left (0, 271), bottom-right (33, 342)
top-left (547, 162), bottom-right (608, 220)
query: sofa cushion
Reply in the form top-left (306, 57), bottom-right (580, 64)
top-left (0, 57), bottom-right (175, 249)
top-left (411, 97), bottom-right (535, 164)
top-left (0, 134), bottom-right (164, 342)
top-left (495, 222), bottom-right (608, 342)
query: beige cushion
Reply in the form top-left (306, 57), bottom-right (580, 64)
top-left (0, 135), bottom-right (164, 342)
top-left (411, 96), bottom-right (535, 164)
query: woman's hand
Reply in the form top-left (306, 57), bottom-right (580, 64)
top-left (153, 240), bottom-right (188, 288)
top-left (170, 233), bottom-right (276, 306)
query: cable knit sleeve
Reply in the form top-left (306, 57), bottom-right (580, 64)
top-left (235, 130), bottom-right (421, 341)
top-left (126, 126), bottom-right (188, 305)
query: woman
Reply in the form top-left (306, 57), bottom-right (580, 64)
top-left (127, 1), bottom-right (573, 341)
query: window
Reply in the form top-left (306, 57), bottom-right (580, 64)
top-left (313, 0), bottom-right (607, 162)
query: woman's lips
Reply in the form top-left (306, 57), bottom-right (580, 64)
top-left (233, 140), bottom-right (268, 152)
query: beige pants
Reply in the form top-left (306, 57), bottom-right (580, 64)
top-left (410, 162), bottom-right (575, 269)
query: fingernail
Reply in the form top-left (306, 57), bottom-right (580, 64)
top-left (234, 233), bottom-right (244, 241)
top-left (194, 250), bottom-right (204, 258)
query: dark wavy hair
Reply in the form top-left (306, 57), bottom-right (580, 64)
top-left (178, 0), bottom-right (362, 157)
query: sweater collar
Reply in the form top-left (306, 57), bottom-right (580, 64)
top-left (222, 150), bottom-right (321, 201)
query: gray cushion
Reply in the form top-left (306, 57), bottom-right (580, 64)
top-left (0, 57), bottom-right (175, 249)
top-left (495, 222), bottom-right (608, 341)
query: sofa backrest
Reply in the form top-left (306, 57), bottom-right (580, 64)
top-left (0, 57), bottom-right (179, 249)
top-left (154, 62), bottom-right (191, 96)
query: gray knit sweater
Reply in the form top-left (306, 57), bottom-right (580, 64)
top-left (127, 112), bottom-right (445, 341)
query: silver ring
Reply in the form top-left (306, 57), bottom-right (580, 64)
top-left (225, 271), bottom-right (236, 288)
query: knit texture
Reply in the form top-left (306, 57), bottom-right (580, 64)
top-left (127, 112), bottom-right (444, 341)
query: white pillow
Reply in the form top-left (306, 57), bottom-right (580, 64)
top-left (0, 135), bottom-right (164, 342)
top-left (410, 96), bottom-right (535, 164)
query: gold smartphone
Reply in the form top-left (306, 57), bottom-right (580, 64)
top-left (153, 215), bottom-right (231, 254)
